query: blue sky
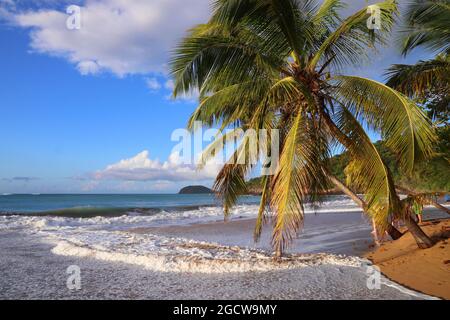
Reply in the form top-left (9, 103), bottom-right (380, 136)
top-left (0, 0), bottom-right (434, 193)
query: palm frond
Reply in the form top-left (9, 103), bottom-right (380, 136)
top-left (198, 128), bottom-right (242, 169)
top-left (309, 1), bottom-right (397, 70)
top-left (213, 131), bottom-right (260, 219)
top-left (385, 55), bottom-right (450, 97)
top-left (187, 80), bottom-right (270, 130)
top-left (170, 23), bottom-right (281, 98)
top-left (400, 0), bottom-right (450, 55)
top-left (210, 0), bottom-right (316, 61)
top-left (312, 0), bottom-right (344, 29)
top-left (333, 75), bottom-right (437, 174)
top-left (271, 110), bottom-right (330, 253)
top-left (254, 175), bottom-right (272, 242)
top-left (213, 163), bottom-right (248, 220)
top-left (331, 104), bottom-right (402, 228)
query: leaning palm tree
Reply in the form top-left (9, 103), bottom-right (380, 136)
top-left (170, 0), bottom-right (437, 256)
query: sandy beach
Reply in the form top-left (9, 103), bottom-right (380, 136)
top-left (0, 227), bottom-right (432, 300)
top-left (1, 205), bottom-right (447, 299)
top-left (131, 211), bottom-right (376, 256)
top-left (367, 219), bottom-right (450, 299)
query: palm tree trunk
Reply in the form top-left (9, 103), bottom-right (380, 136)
top-left (328, 174), bottom-right (403, 240)
top-left (386, 222), bottom-right (404, 240)
top-left (275, 244), bottom-right (282, 261)
top-left (320, 108), bottom-right (433, 246)
top-left (403, 213), bottom-right (434, 248)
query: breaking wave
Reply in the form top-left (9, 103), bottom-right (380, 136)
top-left (50, 231), bottom-right (363, 273)
top-left (0, 195), bottom-right (366, 273)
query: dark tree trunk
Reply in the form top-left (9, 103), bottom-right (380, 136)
top-left (386, 224), bottom-right (403, 240)
top-left (404, 214), bottom-right (434, 249)
top-left (275, 245), bottom-right (282, 261)
top-left (328, 174), bottom-right (403, 240)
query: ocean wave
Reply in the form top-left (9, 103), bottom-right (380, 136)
top-left (0, 211), bottom-right (365, 274)
top-left (0, 195), bottom-right (362, 219)
top-left (50, 231), bottom-right (363, 273)
top-left (0, 196), bottom-right (365, 274)
top-left (0, 204), bottom-right (221, 218)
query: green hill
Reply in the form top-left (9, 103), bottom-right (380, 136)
top-left (178, 185), bottom-right (213, 194)
top-left (246, 126), bottom-right (450, 194)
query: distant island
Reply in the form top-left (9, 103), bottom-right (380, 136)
top-left (178, 185), bottom-right (213, 194)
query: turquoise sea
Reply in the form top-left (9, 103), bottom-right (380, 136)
top-left (0, 193), bottom-right (262, 217)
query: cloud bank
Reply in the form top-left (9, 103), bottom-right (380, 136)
top-left (10, 0), bottom-right (210, 77)
top-left (2, 176), bottom-right (40, 183)
top-left (92, 150), bottom-right (221, 182)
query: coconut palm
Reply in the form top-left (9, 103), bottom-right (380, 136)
top-left (170, 0), bottom-right (437, 256)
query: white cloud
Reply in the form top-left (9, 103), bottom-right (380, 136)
top-left (164, 79), bottom-right (174, 90)
top-left (77, 60), bottom-right (100, 75)
top-left (145, 77), bottom-right (161, 91)
top-left (12, 0), bottom-right (210, 77)
top-left (93, 150), bottom-right (221, 182)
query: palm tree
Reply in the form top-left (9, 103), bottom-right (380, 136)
top-left (170, 0), bottom-right (437, 256)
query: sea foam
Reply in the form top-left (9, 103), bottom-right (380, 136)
top-left (50, 232), bottom-right (363, 274)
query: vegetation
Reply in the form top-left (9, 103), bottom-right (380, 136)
top-left (386, 0), bottom-right (450, 124)
top-left (386, 55), bottom-right (449, 123)
top-left (249, 126), bottom-right (450, 194)
top-left (384, 0), bottom-right (450, 217)
top-left (170, 0), bottom-right (438, 256)
top-left (179, 185), bottom-right (214, 194)
top-left (330, 128), bottom-right (448, 193)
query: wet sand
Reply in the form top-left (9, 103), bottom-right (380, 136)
top-left (0, 230), bottom-right (431, 300)
top-left (1, 207), bottom-right (447, 299)
top-left (132, 211), bottom-right (376, 256)
top-left (366, 219), bottom-right (450, 300)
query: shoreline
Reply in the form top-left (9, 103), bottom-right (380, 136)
top-left (0, 229), bottom-right (432, 299)
top-left (131, 211), bottom-right (376, 256)
top-left (0, 206), bottom-right (448, 299)
top-left (131, 213), bottom-right (450, 299)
